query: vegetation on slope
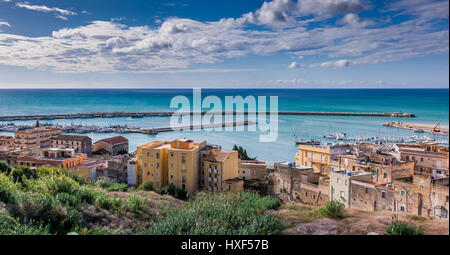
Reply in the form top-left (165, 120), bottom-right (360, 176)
top-left (1, 160), bottom-right (282, 235)
top-left (148, 192), bottom-right (283, 235)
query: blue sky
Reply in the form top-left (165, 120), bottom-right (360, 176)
top-left (0, 0), bottom-right (448, 88)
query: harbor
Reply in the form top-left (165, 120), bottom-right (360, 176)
top-left (0, 111), bottom-right (416, 121)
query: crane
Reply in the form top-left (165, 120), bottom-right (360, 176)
top-left (433, 123), bottom-right (440, 133)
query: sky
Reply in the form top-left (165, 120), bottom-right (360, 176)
top-left (0, 0), bottom-right (448, 88)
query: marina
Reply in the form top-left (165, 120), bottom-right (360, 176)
top-left (383, 121), bottom-right (449, 136)
top-left (0, 120), bottom-right (256, 135)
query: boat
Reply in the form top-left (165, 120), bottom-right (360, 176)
top-left (323, 133), bottom-right (335, 139)
top-left (336, 132), bottom-right (347, 140)
top-left (295, 139), bottom-right (321, 145)
top-left (414, 129), bottom-right (425, 133)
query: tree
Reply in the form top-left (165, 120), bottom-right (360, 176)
top-left (232, 144), bottom-right (256, 160)
top-left (0, 160), bottom-right (11, 174)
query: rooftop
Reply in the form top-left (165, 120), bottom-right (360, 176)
top-left (204, 150), bottom-right (232, 163)
top-left (94, 136), bottom-right (128, 145)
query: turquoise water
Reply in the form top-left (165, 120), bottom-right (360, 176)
top-left (0, 89), bottom-right (448, 164)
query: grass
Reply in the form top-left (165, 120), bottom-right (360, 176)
top-left (309, 201), bottom-right (345, 219)
top-left (386, 220), bottom-right (424, 235)
top-left (94, 179), bottom-right (128, 192)
top-left (147, 191), bottom-right (283, 235)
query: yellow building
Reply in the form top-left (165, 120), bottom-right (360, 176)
top-left (295, 144), bottom-right (353, 177)
top-left (136, 139), bottom-right (206, 194)
top-left (167, 139), bottom-right (206, 194)
top-left (203, 149), bottom-right (242, 192)
top-left (136, 141), bottom-right (170, 188)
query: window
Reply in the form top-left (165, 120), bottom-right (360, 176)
top-left (311, 153), bottom-right (315, 161)
top-left (372, 171), bottom-right (376, 176)
top-left (171, 175), bottom-right (173, 179)
top-left (182, 176), bottom-right (186, 183)
top-left (383, 173), bottom-right (388, 179)
top-left (420, 185), bottom-right (424, 190)
top-left (321, 165), bottom-right (325, 173)
top-left (305, 192), bottom-right (308, 197)
top-left (146, 152), bottom-right (149, 157)
top-left (156, 163), bottom-right (160, 169)
top-left (401, 190), bottom-right (406, 196)
top-left (321, 155), bottom-right (325, 163)
top-left (345, 180), bottom-right (348, 186)
top-left (400, 205), bottom-right (405, 212)
top-left (365, 188), bottom-right (369, 194)
top-left (305, 152), bottom-right (308, 157)
top-left (156, 172), bottom-right (160, 179)
top-left (170, 152), bottom-right (174, 157)
top-left (340, 191), bottom-right (345, 198)
top-left (156, 153), bottom-right (160, 159)
top-left (181, 154), bottom-right (186, 163)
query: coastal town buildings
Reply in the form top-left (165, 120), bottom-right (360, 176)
top-left (394, 142), bottom-right (449, 176)
top-left (271, 162), bottom-right (328, 205)
top-left (0, 135), bottom-right (15, 147)
top-left (238, 160), bottom-right (267, 181)
top-left (203, 149), bottom-right (242, 192)
top-left (295, 144), bottom-right (354, 177)
top-left (14, 123), bottom-right (61, 148)
top-left (73, 160), bottom-right (108, 180)
top-left (136, 141), bottom-right (171, 188)
top-left (167, 139), bottom-right (205, 194)
top-left (51, 134), bottom-right (92, 154)
top-left (16, 147), bottom-right (86, 169)
top-left (329, 171), bottom-right (372, 208)
top-left (93, 136), bottom-right (129, 156)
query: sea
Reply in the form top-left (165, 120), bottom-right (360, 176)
top-left (0, 89), bottom-right (448, 165)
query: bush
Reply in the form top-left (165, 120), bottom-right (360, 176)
top-left (0, 173), bottom-right (21, 204)
top-left (386, 220), bottom-right (424, 235)
top-left (123, 193), bottom-right (148, 214)
top-left (138, 181), bottom-right (154, 191)
top-left (95, 179), bottom-right (128, 192)
top-left (161, 183), bottom-right (188, 200)
top-left (318, 201), bottom-right (345, 219)
top-left (149, 192), bottom-right (283, 235)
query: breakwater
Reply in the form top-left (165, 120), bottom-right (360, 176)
top-left (0, 111), bottom-right (415, 121)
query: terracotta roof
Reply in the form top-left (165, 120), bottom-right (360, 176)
top-left (51, 134), bottom-right (91, 142)
top-left (94, 136), bottom-right (128, 145)
top-left (204, 150), bottom-right (231, 163)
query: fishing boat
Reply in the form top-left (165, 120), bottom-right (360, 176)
top-left (295, 139), bottom-right (321, 145)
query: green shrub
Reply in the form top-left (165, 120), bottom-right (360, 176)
top-left (123, 193), bottom-right (148, 214)
top-left (318, 201), bottom-right (345, 219)
top-left (386, 220), bottom-right (424, 235)
top-left (161, 183), bottom-right (188, 200)
top-left (138, 181), bottom-right (154, 191)
top-left (0, 173), bottom-right (21, 204)
top-left (94, 194), bottom-right (122, 212)
top-left (149, 192), bottom-right (283, 235)
top-left (95, 179), bottom-right (128, 192)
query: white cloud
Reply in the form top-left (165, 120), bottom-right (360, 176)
top-left (313, 59), bottom-right (352, 68)
top-left (15, 3), bottom-right (77, 16)
top-left (339, 13), bottom-right (373, 27)
top-left (288, 62), bottom-right (304, 68)
top-left (239, 0), bottom-right (366, 26)
top-left (0, 0), bottom-right (447, 73)
top-left (0, 21), bottom-right (11, 28)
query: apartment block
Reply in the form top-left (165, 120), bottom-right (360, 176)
top-left (329, 171), bottom-right (372, 208)
top-left (203, 149), bottom-right (241, 192)
top-left (14, 125), bottom-right (61, 148)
